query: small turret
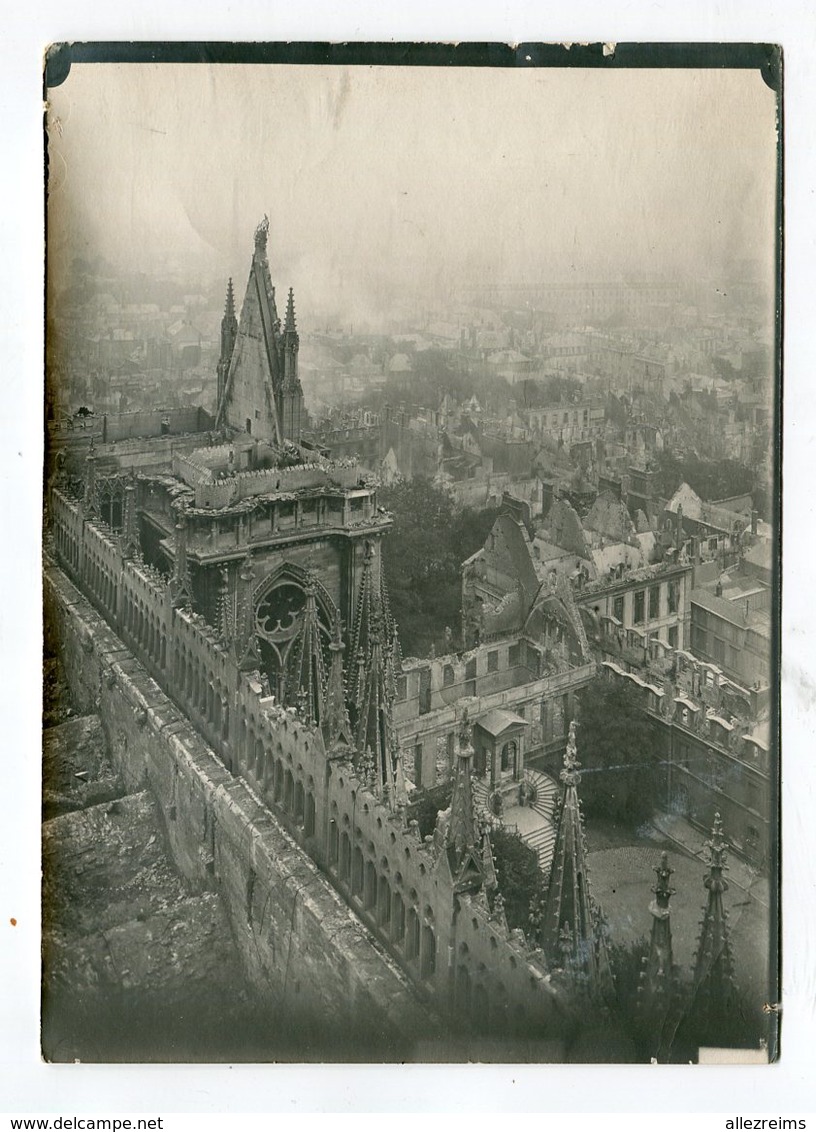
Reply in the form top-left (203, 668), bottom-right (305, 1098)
top-left (169, 503), bottom-right (192, 609)
top-left (687, 813), bottom-right (738, 1042)
top-left (284, 286), bottom-right (297, 336)
top-left (120, 475), bottom-right (141, 562)
top-left (445, 710), bottom-right (484, 893)
top-left (83, 450), bottom-right (97, 517)
top-left (637, 851), bottom-right (681, 1059)
top-left (280, 286), bottom-right (303, 441)
top-left (322, 611), bottom-right (352, 752)
top-left (216, 565), bottom-right (233, 644)
top-left (216, 277), bottom-right (239, 417)
top-left (540, 721), bottom-right (613, 997)
top-left (348, 542), bottom-right (399, 701)
top-left (353, 606), bottom-right (399, 805)
top-left (285, 575), bottom-right (327, 726)
top-left (235, 552), bottom-right (262, 673)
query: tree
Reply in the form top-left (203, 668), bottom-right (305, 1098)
top-left (379, 478), bottom-right (499, 658)
top-left (490, 826), bottom-right (547, 935)
top-left (575, 677), bottom-right (662, 828)
top-left (711, 355), bottom-right (737, 382)
top-left (654, 451), bottom-right (754, 503)
top-left (605, 392), bottom-right (630, 429)
top-left (408, 783), bottom-right (452, 840)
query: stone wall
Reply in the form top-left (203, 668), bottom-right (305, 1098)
top-left (44, 564), bottom-right (434, 1051)
top-left (102, 408), bottom-right (213, 441)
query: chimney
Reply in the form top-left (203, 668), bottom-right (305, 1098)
top-left (540, 480), bottom-right (554, 519)
top-left (751, 509), bottom-right (758, 536)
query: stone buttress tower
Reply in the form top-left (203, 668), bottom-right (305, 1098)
top-left (444, 710), bottom-right (485, 893)
top-left (353, 607), bottom-right (400, 805)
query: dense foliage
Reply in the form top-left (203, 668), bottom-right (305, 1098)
top-left (407, 789), bottom-right (548, 938)
top-left (653, 450), bottom-right (755, 506)
top-left (575, 678), bottom-right (662, 828)
top-left (489, 826), bottom-right (547, 936)
top-left (379, 478), bottom-right (499, 658)
top-left (408, 783), bottom-right (453, 840)
top-left (511, 376), bottom-right (582, 409)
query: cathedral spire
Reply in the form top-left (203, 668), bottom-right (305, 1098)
top-left (540, 721), bottom-right (613, 997)
top-left (120, 476), bottom-right (140, 561)
top-left (169, 504), bottom-right (192, 609)
top-left (348, 543), bottom-right (376, 710)
top-left (445, 710), bottom-right (484, 893)
top-left (348, 542), bottom-right (398, 709)
top-left (217, 277), bottom-right (239, 419)
top-left (280, 286), bottom-right (303, 440)
top-left (216, 565), bottom-right (233, 644)
top-left (322, 610), bottom-right (352, 752)
top-left (285, 574), bottom-right (327, 727)
top-left (688, 813), bottom-right (738, 1040)
top-left (353, 606), bottom-right (398, 806)
top-left (235, 551), bottom-right (262, 673)
top-left (637, 851), bottom-right (681, 1059)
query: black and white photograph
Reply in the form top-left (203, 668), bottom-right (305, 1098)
top-left (40, 45), bottom-right (780, 1067)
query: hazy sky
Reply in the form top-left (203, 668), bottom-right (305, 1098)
top-left (47, 63), bottom-right (778, 322)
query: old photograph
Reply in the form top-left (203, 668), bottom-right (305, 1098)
top-left (42, 45), bottom-right (780, 1063)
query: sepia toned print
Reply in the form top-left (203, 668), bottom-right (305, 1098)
top-left (43, 47), bottom-right (779, 1063)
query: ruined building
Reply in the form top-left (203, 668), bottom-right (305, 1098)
top-left (463, 494), bottom-right (773, 872)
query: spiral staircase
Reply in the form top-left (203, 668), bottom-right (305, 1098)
top-left (472, 767), bottom-right (559, 873)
